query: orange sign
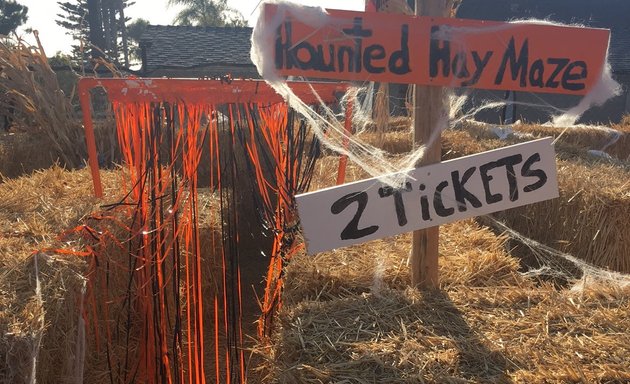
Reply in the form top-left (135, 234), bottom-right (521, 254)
top-left (265, 3), bottom-right (610, 95)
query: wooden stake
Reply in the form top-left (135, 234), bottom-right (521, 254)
top-left (411, 0), bottom-right (450, 289)
top-left (78, 82), bottom-right (104, 198)
top-left (336, 101), bottom-right (353, 185)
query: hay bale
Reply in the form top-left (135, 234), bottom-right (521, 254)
top-left (0, 166), bottom-right (120, 383)
top-left (255, 152), bottom-right (629, 383)
top-left (261, 217), bottom-right (630, 382)
top-left (515, 124), bottom-right (629, 162)
top-left (356, 129), bottom-right (412, 154)
top-left (494, 160), bottom-right (630, 273)
top-left (0, 132), bottom-right (59, 179)
top-left (0, 253), bottom-right (87, 384)
top-left (282, 217), bottom-right (525, 304)
top-left (443, 129), bottom-right (630, 273)
top-left (456, 119), bottom-right (630, 162)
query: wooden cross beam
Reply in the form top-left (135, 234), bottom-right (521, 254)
top-left (78, 78), bottom-right (346, 198)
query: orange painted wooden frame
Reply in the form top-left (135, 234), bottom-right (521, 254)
top-left (78, 78), bottom-right (347, 197)
top-left (265, 3), bottom-right (610, 95)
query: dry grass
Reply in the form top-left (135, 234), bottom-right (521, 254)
top-left (442, 129), bottom-right (630, 273)
top-left (265, 283), bottom-right (630, 383)
top-left (0, 35), bottom-right (121, 173)
top-left (1, 116), bottom-right (629, 383)
top-left (456, 119), bottom-right (630, 163)
top-left (256, 154), bottom-right (630, 383)
top-left (0, 166), bottom-right (120, 383)
top-left (0, 37), bottom-right (86, 168)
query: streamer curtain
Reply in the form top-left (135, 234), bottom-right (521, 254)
top-left (65, 98), bottom-right (322, 383)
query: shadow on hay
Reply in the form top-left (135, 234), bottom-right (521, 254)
top-left (417, 290), bottom-right (510, 382)
top-left (272, 289), bottom-right (510, 383)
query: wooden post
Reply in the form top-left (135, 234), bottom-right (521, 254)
top-left (336, 101), bottom-right (353, 185)
top-left (411, 0), bottom-right (450, 289)
top-left (78, 81), bottom-right (104, 198)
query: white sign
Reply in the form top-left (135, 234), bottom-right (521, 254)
top-left (297, 138), bottom-right (558, 254)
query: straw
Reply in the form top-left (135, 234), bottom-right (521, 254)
top-left (255, 153), bottom-right (630, 383)
top-left (442, 128), bottom-right (630, 273)
top-left (0, 166), bottom-right (120, 383)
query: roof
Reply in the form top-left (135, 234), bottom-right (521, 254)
top-left (456, 0), bottom-right (630, 73)
top-left (139, 25), bottom-right (258, 78)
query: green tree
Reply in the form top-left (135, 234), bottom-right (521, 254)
top-left (56, 0), bottom-right (132, 66)
top-left (127, 17), bottom-right (148, 64)
top-left (85, 0), bottom-right (106, 59)
top-left (0, 0), bottom-right (28, 35)
top-left (48, 52), bottom-right (79, 101)
top-left (57, 0), bottom-right (89, 63)
top-left (48, 51), bottom-right (74, 67)
top-left (169, 0), bottom-right (246, 27)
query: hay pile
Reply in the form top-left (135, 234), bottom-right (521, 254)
top-left (455, 119), bottom-right (630, 162)
top-left (261, 217), bottom-right (630, 383)
top-left (350, 116), bottom-right (630, 160)
top-left (442, 129), bottom-right (630, 273)
top-left (0, 132), bottom-right (59, 179)
top-left (0, 166), bottom-right (120, 383)
top-left (2, 116), bottom-right (628, 382)
top-left (257, 156), bottom-right (630, 383)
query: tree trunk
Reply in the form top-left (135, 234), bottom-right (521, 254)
top-left (86, 0), bottom-right (106, 59)
top-left (108, 0), bottom-right (119, 61)
top-left (119, 0), bottom-right (129, 67)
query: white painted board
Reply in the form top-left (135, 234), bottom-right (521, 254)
top-left (296, 138), bottom-right (559, 254)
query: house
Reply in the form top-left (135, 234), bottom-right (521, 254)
top-left (137, 3), bottom-right (630, 123)
top-left (139, 25), bottom-right (259, 79)
top-left (456, 0), bottom-right (630, 124)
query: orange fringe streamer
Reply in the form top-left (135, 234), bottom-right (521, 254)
top-left (70, 78), bottom-right (342, 382)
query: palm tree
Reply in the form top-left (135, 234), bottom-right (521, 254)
top-left (168, 0), bottom-right (246, 27)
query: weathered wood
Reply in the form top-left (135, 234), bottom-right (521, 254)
top-left (411, 0), bottom-right (450, 289)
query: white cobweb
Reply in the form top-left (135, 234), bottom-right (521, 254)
top-left (250, 0), bottom-right (629, 289)
top-left (484, 217), bottom-right (630, 290)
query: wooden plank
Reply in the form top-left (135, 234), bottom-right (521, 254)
top-left (77, 78), bottom-right (346, 104)
top-left (264, 2), bottom-right (610, 95)
top-left (411, 0), bottom-right (444, 289)
top-left (296, 138), bottom-right (559, 255)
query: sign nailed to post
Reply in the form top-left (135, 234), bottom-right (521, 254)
top-left (296, 138), bottom-right (558, 254)
top-left (265, 3), bottom-right (610, 94)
